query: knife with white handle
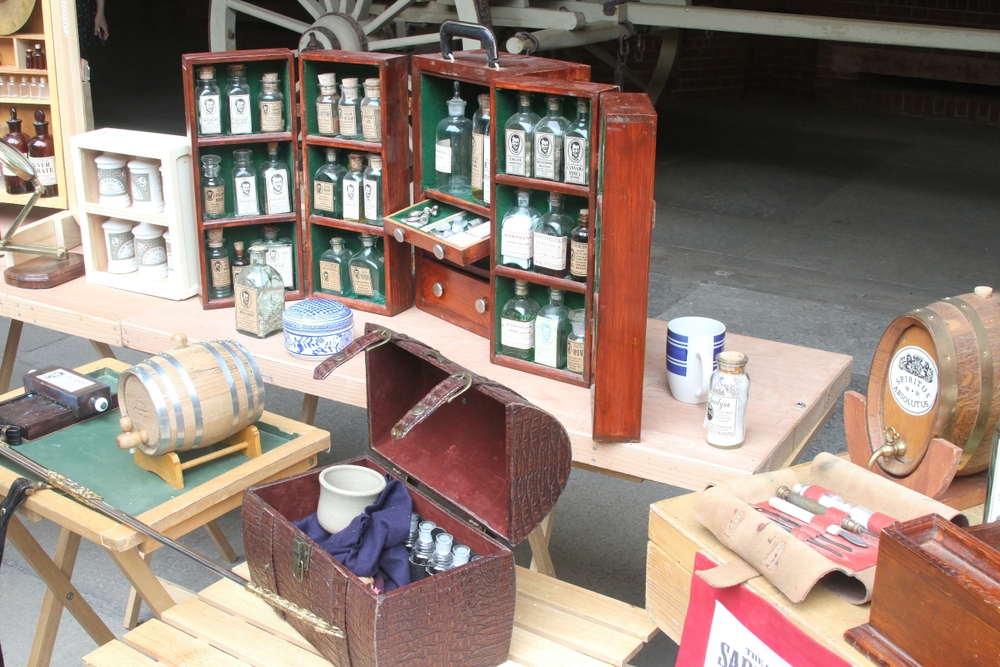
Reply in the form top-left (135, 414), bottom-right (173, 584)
top-left (768, 497), bottom-right (867, 548)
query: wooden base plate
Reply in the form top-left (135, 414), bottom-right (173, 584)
top-left (4, 252), bottom-right (85, 289)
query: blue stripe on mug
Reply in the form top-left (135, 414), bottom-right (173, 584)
top-left (666, 344), bottom-right (688, 362)
top-left (714, 332), bottom-right (725, 343)
top-left (667, 360), bottom-right (686, 376)
top-left (668, 331), bottom-right (689, 343)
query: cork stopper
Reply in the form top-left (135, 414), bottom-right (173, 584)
top-left (330, 236), bottom-right (344, 251)
top-left (717, 351), bottom-right (748, 373)
top-left (478, 93), bottom-right (490, 111)
top-left (267, 141), bottom-right (279, 156)
top-left (360, 233), bottom-right (376, 247)
top-left (342, 77), bottom-right (358, 88)
top-left (549, 288), bottom-right (564, 303)
top-left (363, 78), bottom-right (380, 97)
top-left (325, 147), bottom-right (338, 161)
top-left (548, 192), bottom-right (563, 205)
top-left (318, 72), bottom-right (337, 87)
top-left (519, 92), bottom-right (532, 107)
top-left (197, 66), bottom-right (215, 80)
top-left (975, 286), bottom-right (993, 298)
top-left (234, 241), bottom-right (245, 254)
top-left (263, 224), bottom-right (279, 239)
top-left (207, 228), bottom-right (224, 247)
top-left (577, 99), bottom-right (588, 114)
top-left (262, 72), bottom-right (279, 83)
top-left (348, 153), bottom-right (364, 171)
top-left (227, 63), bottom-right (245, 77)
top-left (547, 96), bottom-right (562, 111)
top-left (367, 154), bottom-right (382, 169)
top-left (578, 209), bottom-right (589, 225)
top-left (514, 279), bottom-right (529, 296)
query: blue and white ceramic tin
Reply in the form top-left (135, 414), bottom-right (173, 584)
top-left (282, 299), bottom-right (355, 361)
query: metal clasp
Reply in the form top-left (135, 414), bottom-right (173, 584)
top-left (292, 535), bottom-right (312, 582)
top-left (446, 372), bottom-right (473, 403)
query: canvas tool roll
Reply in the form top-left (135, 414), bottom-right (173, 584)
top-left (693, 452), bottom-right (967, 604)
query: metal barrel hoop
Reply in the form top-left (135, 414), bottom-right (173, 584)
top-left (217, 339), bottom-right (264, 424)
top-left (911, 307), bottom-right (959, 442)
top-left (943, 296), bottom-right (994, 464)
top-left (125, 365), bottom-right (173, 455)
top-left (156, 351), bottom-right (205, 451)
top-left (195, 341), bottom-right (242, 438)
top-left (223, 339), bottom-right (266, 422)
top-left (144, 357), bottom-right (190, 451)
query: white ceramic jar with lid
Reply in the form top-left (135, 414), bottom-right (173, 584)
top-left (132, 221), bottom-right (168, 279)
top-left (94, 152), bottom-right (131, 208)
top-left (127, 158), bottom-right (164, 213)
top-left (101, 218), bottom-right (137, 274)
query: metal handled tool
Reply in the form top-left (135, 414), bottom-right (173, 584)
top-left (754, 506), bottom-right (852, 553)
top-left (769, 496), bottom-right (868, 548)
top-left (754, 508), bottom-right (846, 558)
top-left (775, 486), bottom-right (868, 543)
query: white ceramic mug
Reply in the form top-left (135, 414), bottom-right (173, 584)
top-left (666, 317), bottom-right (726, 404)
top-left (316, 465), bottom-right (387, 534)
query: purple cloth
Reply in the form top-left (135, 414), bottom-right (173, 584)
top-left (294, 474), bottom-right (412, 592)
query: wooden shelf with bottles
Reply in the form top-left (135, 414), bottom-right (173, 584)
top-left (181, 48), bottom-right (303, 310)
top-left (299, 50), bottom-right (412, 316)
top-left (0, 4), bottom-right (67, 210)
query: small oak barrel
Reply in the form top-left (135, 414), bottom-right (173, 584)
top-left (867, 286), bottom-right (1000, 477)
top-left (116, 333), bottom-right (265, 457)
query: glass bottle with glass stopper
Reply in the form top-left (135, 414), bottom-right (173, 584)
top-left (206, 228), bottom-right (233, 299)
top-left (534, 288), bottom-right (571, 369)
top-left (200, 154), bottom-right (226, 219)
top-left (3, 107), bottom-right (29, 195)
top-left (342, 153), bottom-right (364, 222)
top-left (567, 309), bottom-right (586, 375)
top-left (563, 99), bottom-right (590, 185)
top-left (569, 209), bottom-right (589, 282)
top-left (234, 247), bottom-right (285, 339)
top-left (504, 92), bottom-right (538, 177)
top-left (360, 78), bottom-right (381, 142)
top-left (227, 64), bottom-right (252, 135)
top-left (318, 236), bottom-right (354, 297)
top-left (363, 154), bottom-right (382, 225)
top-left (316, 72), bottom-right (340, 136)
top-left (33, 44), bottom-right (45, 70)
top-left (231, 241), bottom-right (249, 285)
top-left (452, 545), bottom-right (471, 569)
top-left (426, 533), bottom-right (454, 577)
top-left (258, 72), bottom-right (284, 133)
top-left (409, 520), bottom-right (437, 582)
top-left (532, 96), bottom-right (569, 181)
top-left (338, 77), bottom-right (361, 139)
top-left (254, 224), bottom-right (295, 289)
top-left (312, 148), bottom-right (347, 218)
top-left (404, 513), bottom-right (420, 550)
top-left (349, 233), bottom-right (385, 302)
top-left (435, 81), bottom-right (472, 196)
top-left (531, 192), bottom-right (573, 278)
top-left (231, 148), bottom-right (259, 217)
top-left (500, 189), bottom-right (538, 270)
top-left (28, 110), bottom-right (56, 197)
top-left (500, 279), bottom-right (540, 361)
top-left (195, 66), bottom-right (221, 137)
top-left (260, 142), bottom-right (291, 214)
top-left (471, 93), bottom-right (490, 203)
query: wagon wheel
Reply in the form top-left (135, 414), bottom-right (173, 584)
top-left (209, 0), bottom-right (492, 52)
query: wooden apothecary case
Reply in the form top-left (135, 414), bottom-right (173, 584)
top-left (300, 51), bottom-right (413, 316)
top-left (181, 48), bottom-right (304, 309)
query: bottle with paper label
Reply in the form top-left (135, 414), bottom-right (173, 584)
top-left (363, 154), bottom-right (382, 224)
top-left (2, 107), bottom-right (29, 195)
top-left (258, 72), bottom-right (284, 132)
top-left (435, 81), bottom-right (472, 196)
top-left (27, 109), bottom-right (56, 197)
top-left (500, 189), bottom-right (538, 270)
top-left (318, 236), bottom-right (354, 297)
top-left (348, 233), bottom-right (385, 302)
top-left (235, 247), bottom-right (284, 339)
top-left (312, 147), bottom-right (347, 218)
top-left (503, 93), bottom-right (538, 177)
top-left (567, 309), bottom-right (586, 375)
top-left (195, 66), bottom-right (222, 136)
top-left (569, 209), bottom-right (589, 282)
top-left (471, 93), bottom-right (490, 203)
top-left (206, 228), bottom-right (233, 299)
top-left (201, 154), bottom-right (226, 219)
top-left (531, 192), bottom-right (573, 278)
top-left (231, 148), bottom-right (259, 217)
top-left (227, 64), bottom-right (252, 135)
top-left (500, 279), bottom-right (540, 362)
top-left (261, 142), bottom-right (291, 214)
top-left (338, 78), bottom-right (361, 139)
top-left (231, 241), bottom-right (249, 285)
top-left (254, 224), bottom-right (295, 289)
top-left (563, 99), bottom-right (590, 185)
top-left (360, 78), bottom-right (382, 142)
top-left (316, 72), bottom-right (340, 136)
top-left (704, 351), bottom-right (750, 448)
top-left (534, 289), bottom-right (571, 369)
top-left (531, 96), bottom-right (568, 181)
top-left (342, 153), bottom-right (365, 222)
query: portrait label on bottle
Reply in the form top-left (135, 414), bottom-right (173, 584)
top-left (259, 101), bottom-right (283, 132)
top-left (320, 260), bottom-right (342, 292)
top-left (435, 142), bottom-right (452, 174)
top-left (204, 185), bottom-right (225, 215)
top-left (533, 233), bottom-right (568, 271)
top-left (361, 106), bottom-right (380, 141)
top-left (533, 131), bottom-right (560, 180)
top-left (501, 318), bottom-right (534, 351)
top-left (28, 156), bottom-right (56, 186)
top-left (232, 265), bottom-right (246, 286)
top-left (505, 128), bottom-right (527, 176)
top-left (534, 315), bottom-right (560, 368)
top-left (314, 181), bottom-right (334, 212)
top-left (343, 180), bottom-right (360, 221)
top-left (211, 257), bottom-right (232, 287)
top-left (471, 132), bottom-right (484, 191)
top-left (263, 167), bottom-right (291, 214)
top-left (229, 94), bottom-right (252, 134)
top-left (570, 240), bottom-right (588, 278)
top-left (317, 101), bottom-right (338, 135)
top-left (266, 246), bottom-right (294, 288)
top-left (235, 285), bottom-right (259, 332)
top-left (234, 176), bottom-right (259, 216)
top-left (564, 136), bottom-right (587, 184)
top-left (351, 265), bottom-right (374, 296)
top-left (339, 106), bottom-right (357, 137)
top-left (705, 392), bottom-right (738, 436)
top-left (501, 227), bottom-right (532, 260)
top-left (363, 177), bottom-right (379, 221)
top-left (198, 94), bottom-right (221, 134)
top-left (567, 339), bottom-right (586, 373)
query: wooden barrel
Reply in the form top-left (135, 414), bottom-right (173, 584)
top-left (867, 286), bottom-right (1000, 477)
top-left (116, 336), bottom-right (265, 457)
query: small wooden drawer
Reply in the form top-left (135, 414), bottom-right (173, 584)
top-left (385, 200), bottom-right (490, 267)
top-left (415, 250), bottom-right (491, 338)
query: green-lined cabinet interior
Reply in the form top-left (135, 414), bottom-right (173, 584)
top-left (300, 50), bottom-right (412, 316)
top-left (182, 48), bottom-right (303, 309)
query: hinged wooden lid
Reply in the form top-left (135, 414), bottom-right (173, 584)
top-left (316, 324), bottom-right (572, 545)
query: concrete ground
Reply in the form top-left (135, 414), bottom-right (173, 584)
top-left (2, 93), bottom-right (999, 665)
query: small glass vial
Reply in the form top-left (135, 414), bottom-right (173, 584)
top-left (504, 92), bottom-right (539, 177)
top-left (201, 154), bottom-right (226, 219)
top-left (535, 288), bottom-right (571, 369)
top-left (24, 49), bottom-right (33, 69)
top-left (348, 233), bottom-right (385, 302)
top-left (227, 63), bottom-right (252, 135)
top-left (363, 154), bottom-right (382, 225)
top-left (195, 66), bottom-right (221, 136)
top-left (452, 545), bottom-right (471, 569)
top-left (28, 110), bottom-right (57, 197)
top-left (18, 76), bottom-right (29, 99)
top-left (4, 76), bottom-right (15, 98)
top-left (28, 76), bottom-right (38, 99)
top-left (564, 99), bottom-right (590, 185)
top-left (132, 222), bottom-right (168, 280)
top-left (234, 247), bottom-right (285, 339)
top-left (471, 93), bottom-right (490, 203)
top-left (101, 219), bottom-right (136, 274)
top-left (500, 189), bottom-right (538, 270)
top-left (435, 82), bottom-right (472, 196)
top-left (531, 192), bottom-right (573, 278)
top-left (338, 77), bottom-right (361, 139)
top-left (312, 148), bottom-right (347, 218)
top-left (94, 152), bottom-right (130, 207)
top-left (426, 533), bottom-right (454, 577)
top-left (206, 228), bottom-right (233, 299)
top-left (567, 309), bottom-right (586, 375)
top-left (232, 148), bottom-right (259, 217)
top-left (409, 521), bottom-right (437, 582)
top-left (360, 78), bottom-right (381, 142)
top-left (255, 224), bottom-right (295, 289)
top-left (231, 241), bottom-right (249, 285)
top-left (318, 236), bottom-right (354, 297)
top-left (258, 72), bottom-right (284, 133)
top-left (569, 209), bottom-right (589, 282)
top-left (127, 158), bottom-right (164, 213)
top-left (342, 153), bottom-right (364, 222)
top-left (705, 351), bottom-right (750, 448)
top-left (316, 72), bottom-right (339, 136)
top-left (260, 142), bottom-right (291, 214)
top-left (532, 96), bottom-right (569, 181)
top-left (37, 76), bottom-right (48, 100)
top-left (500, 279), bottom-right (540, 361)
top-left (404, 513), bottom-right (420, 550)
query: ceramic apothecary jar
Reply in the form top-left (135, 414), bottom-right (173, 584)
top-left (281, 298), bottom-right (354, 361)
top-left (94, 152), bottom-right (131, 208)
top-left (127, 158), bottom-right (164, 213)
top-left (132, 221), bottom-right (168, 280)
top-left (101, 218), bottom-right (137, 274)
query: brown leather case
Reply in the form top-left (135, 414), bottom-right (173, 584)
top-left (242, 324), bottom-right (573, 666)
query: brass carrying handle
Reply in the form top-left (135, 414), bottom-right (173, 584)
top-left (868, 427), bottom-right (908, 468)
top-left (246, 583), bottom-right (346, 638)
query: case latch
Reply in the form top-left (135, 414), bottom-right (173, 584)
top-left (392, 372), bottom-right (474, 439)
top-left (292, 535), bottom-right (312, 582)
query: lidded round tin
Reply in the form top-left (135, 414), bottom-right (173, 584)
top-left (282, 298), bottom-right (354, 360)
top-left (94, 152), bottom-right (131, 208)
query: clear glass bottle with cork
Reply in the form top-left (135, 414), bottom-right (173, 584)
top-left (500, 279), bottom-right (540, 361)
top-left (316, 72), bottom-right (340, 136)
top-left (231, 149), bottom-right (259, 217)
top-left (226, 64), bottom-right (252, 135)
top-left (532, 96), bottom-right (569, 181)
top-left (360, 78), bottom-right (381, 142)
top-left (206, 228), bottom-right (233, 299)
top-left (435, 82), bottom-right (472, 196)
top-left (201, 154), bottom-right (226, 219)
top-left (338, 78), bottom-right (361, 139)
top-left (318, 236), bottom-right (354, 297)
top-left (563, 99), bottom-right (590, 185)
top-left (534, 288), bottom-right (570, 369)
top-left (234, 247), bottom-right (284, 339)
top-left (260, 142), bottom-right (291, 214)
top-left (231, 241), bottom-right (249, 285)
top-left (504, 92), bottom-right (538, 177)
top-left (195, 66), bottom-right (221, 136)
top-left (348, 233), bottom-right (385, 302)
top-left (342, 153), bottom-right (365, 222)
top-left (531, 192), bottom-right (573, 278)
top-left (27, 110), bottom-right (56, 197)
top-left (569, 209), bottom-right (589, 283)
top-left (704, 351), bottom-right (750, 448)
top-left (258, 72), bottom-right (284, 133)
top-left (567, 309), bottom-right (586, 375)
top-left (472, 93), bottom-right (490, 203)
top-left (363, 154), bottom-right (382, 225)
top-left (500, 189), bottom-right (538, 270)
top-left (312, 148), bottom-right (347, 218)
top-left (254, 224), bottom-right (295, 289)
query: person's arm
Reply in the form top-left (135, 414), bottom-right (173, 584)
top-left (94, 0), bottom-right (109, 41)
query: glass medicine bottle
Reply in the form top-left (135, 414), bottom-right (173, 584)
top-left (471, 93), bottom-right (490, 203)
top-left (260, 142), bottom-right (291, 214)
top-left (569, 209), bottom-right (589, 282)
top-left (500, 279), bottom-right (540, 361)
top-left (567, 309), bottom-right (586, 375)
top-left (318, 236), bottom-right (354, 297)
top-left (3, 107), bottom-right (29, 195)
top-left (206, 228), bottom-right (233, 299)
top-left (563, 99), bottom-right (590, 185)
top-left (435, 82), bottom-right (472, 196)
top-left (349, 233), bottom-right (385, 302)
top-left (534, 288), bottom-right (570, 369)
top-left (532, 96), bottom-right (569, 181)
top-left (231, 241), bottom-right (249, 285)
top-left (28, 109), bottom-right (56, 197)
top-left (500, 189), bottom-right (538, 270)
top-left (316, 72), bottom-right (340, 136)
top-left (342, 153), bottom-right (364, 222)
top-left (360, 78), bottom-right (381, 142)
top-left (363, 154), bottom-right (382, 224)
top-left (504, 93), bottom-right (538, 177)
top-left (231, 149), bottom-right (259, 217)
top-left (201, 154), bottom-right (226, 219)
top-left (312, 148), bottom-right (347, 218)
top-left (255, 224), bottom-right (295, 289)
top-left (258, 72), bottom-right (284, 133)
top-left (195, 66), bottom-right (221, 136)
top-left (338, 77), bottom-right (361, 139)
top-left (32, 44), bottom-right (45, 70)
top-left (531, 192), bottom-right (573, 278)
top-left (234, 247), bottom-right (284, 339)
top-left (705, 351), bottom-right (751, 448)
top-left (227, 64), bottom-right (252, 135)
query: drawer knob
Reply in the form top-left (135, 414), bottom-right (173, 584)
top-left (433, 243), bottom-right (446, 260)
top-left (475, 298), bottom-right (488, 314)
top-left (432, 282), bottom-right (444, 298)
top-left (393, 228), bottom-right (406, 243)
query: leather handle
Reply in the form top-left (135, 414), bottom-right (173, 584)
top-left (314, 328), bottom-right (392, 380)
top-left (391, 372), bottom-right (474, 439)
top-left (439, 21), bottom-right (499, 69)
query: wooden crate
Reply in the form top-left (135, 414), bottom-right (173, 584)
top-left (69, 128), bottom-right (200, 300)
top-left (181, 49), bottom-right (304, 309)
top-left (300, 50), bottom-right (413, 316)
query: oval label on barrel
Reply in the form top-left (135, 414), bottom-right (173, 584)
top-left (889, 345), bottom-right (938, 416)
